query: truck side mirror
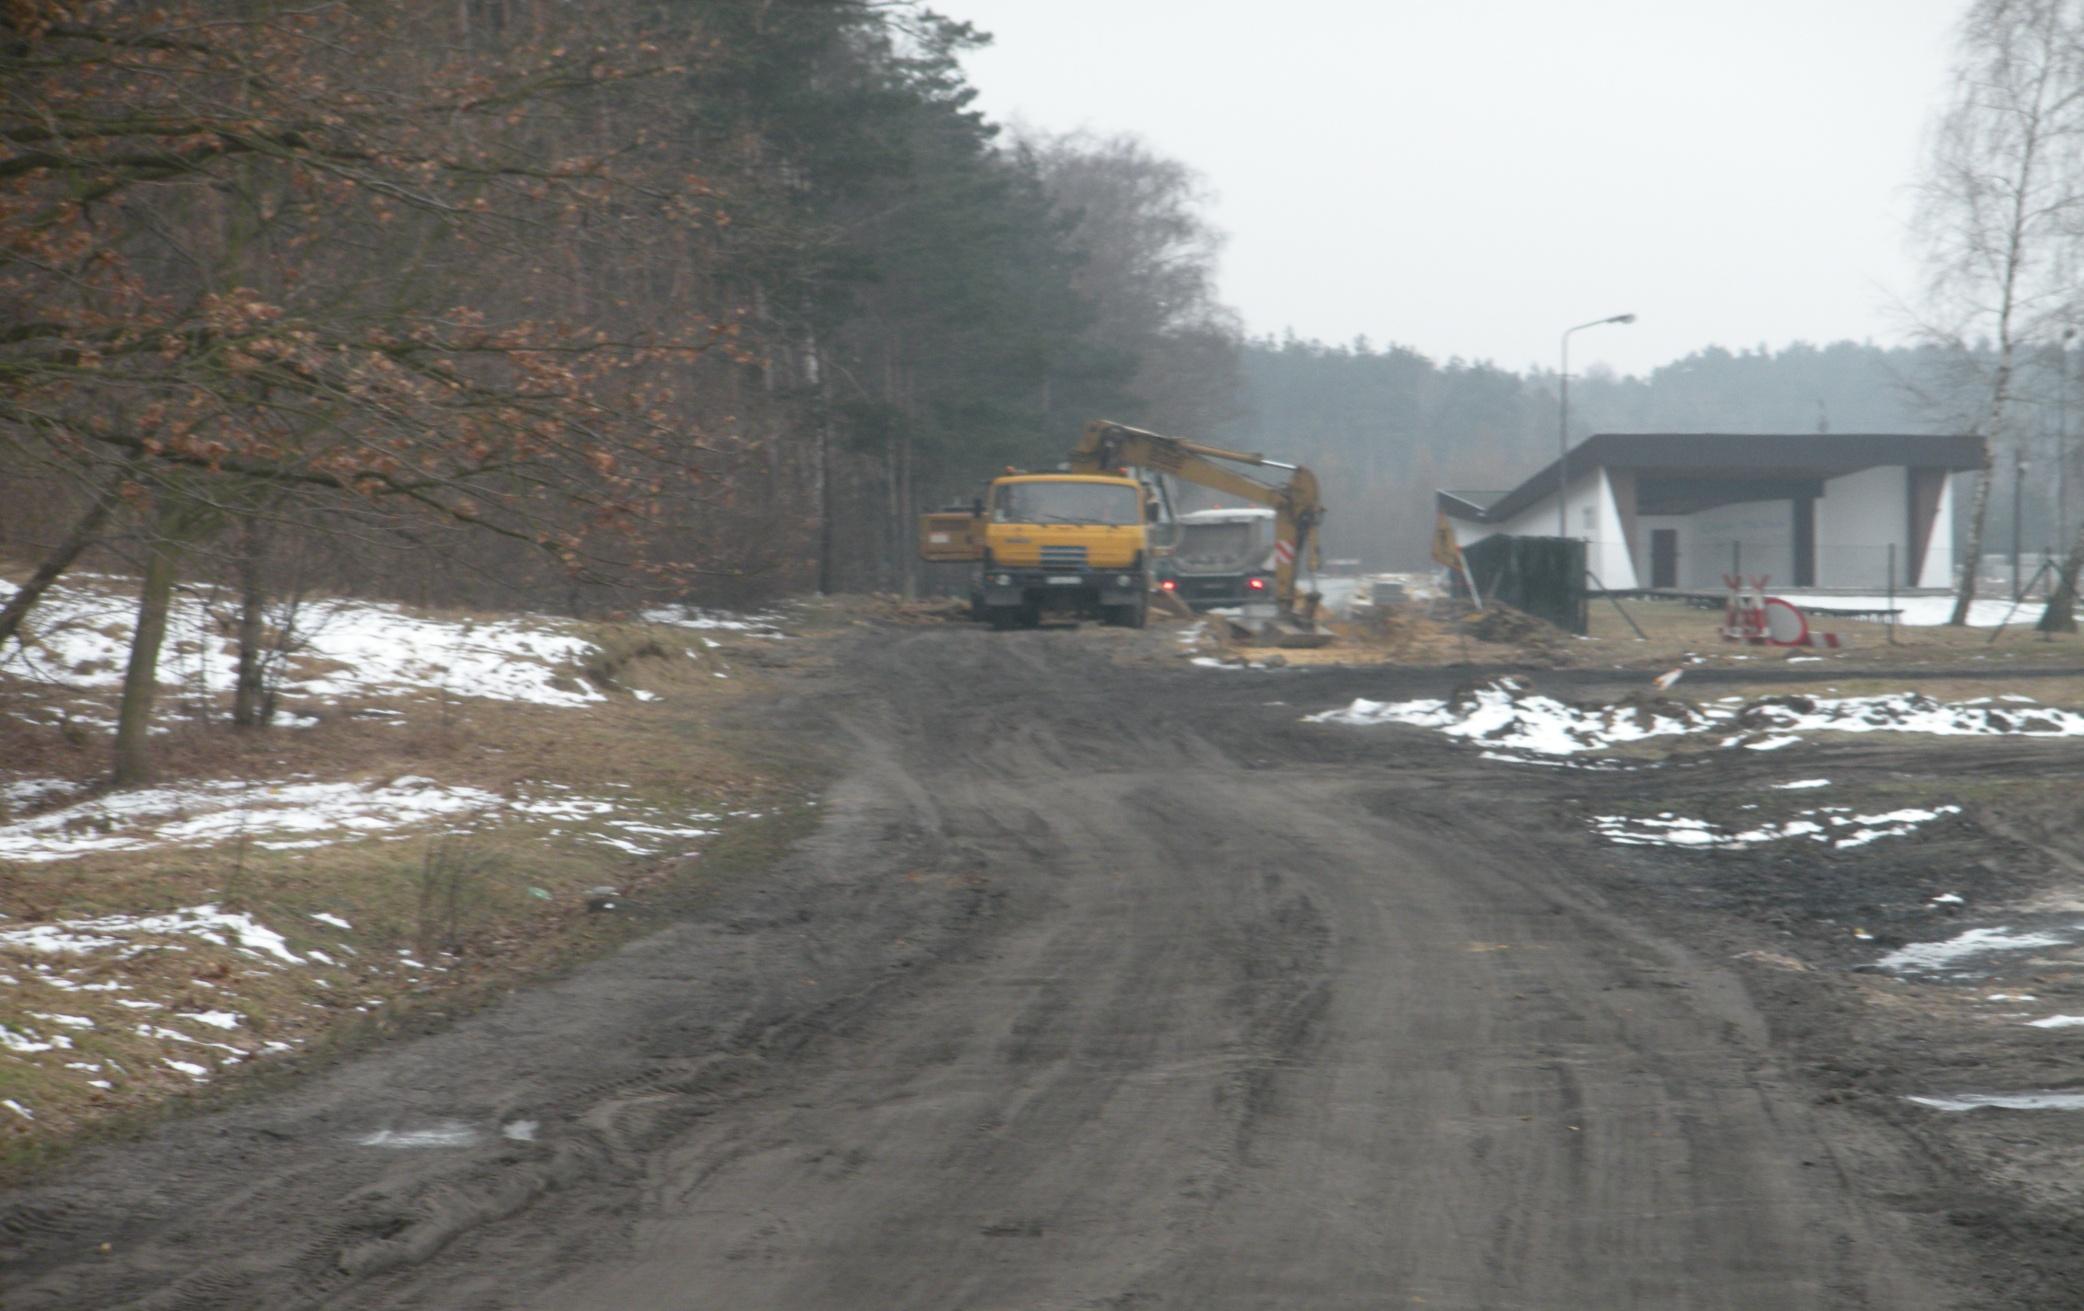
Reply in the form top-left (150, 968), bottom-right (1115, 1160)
top-left (1145, 500), bottom-right (1160, 523)
top-left (972, 497), bottom-right (984, 517)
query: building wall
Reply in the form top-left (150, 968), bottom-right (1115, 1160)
top-left (1916, 474), bottom-right (1956, 589)
top-left (1446, 463), bottom-right (1963, 592)
top-left (1632, 514), bottom-right (1692, 588)
top-left (1814, 465), bottom-right (1903, 588)
top-left (1454, 468), bottom-right (1638, 589)
top-left (1690, 499), bottom-right (1795, 588)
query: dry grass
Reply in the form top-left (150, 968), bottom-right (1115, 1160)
top-left (0, 609), bottom-right (816, 1168)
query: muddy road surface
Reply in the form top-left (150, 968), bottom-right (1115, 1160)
top-left (3, 628), bottom-right (1999, 1308)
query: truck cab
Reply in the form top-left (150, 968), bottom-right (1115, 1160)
top-left (920, 473), bottom-right (1154, 629)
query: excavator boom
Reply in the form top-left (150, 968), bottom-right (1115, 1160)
top-left (1072, 420), bottom-right (1327, 640)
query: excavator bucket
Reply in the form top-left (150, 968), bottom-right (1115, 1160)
top-left (1221, 593), bottom-right (1334, 648)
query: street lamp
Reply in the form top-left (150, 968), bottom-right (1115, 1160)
top-left (2062, 327), bottom-right (2076, 554)
top-left (1559, 313), bottom-right (1637, 538)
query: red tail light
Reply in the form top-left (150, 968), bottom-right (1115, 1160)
top-left (1246, 577), bottom-right (1267, 591)
top-left (1159, 578), bottom-right (1178, 591)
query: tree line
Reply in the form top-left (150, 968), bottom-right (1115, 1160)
top-left (1216, 333), bottom-right (2084, 576)
top-left (0, 0), bottom-right (1236, 781)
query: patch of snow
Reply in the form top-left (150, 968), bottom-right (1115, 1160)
top-left (3, 1099), bottom-right (33, 1120)
top-left (1909, 1091), bottom-right (2084, 1111)
top-left (357, 1122), bottom-right (483, 1148)
top-left (1313, 684), bottom-right (2084, 757)
top-left (0, 778), bottom-right (501, 864)
top-left (164, 1060), bottom-right (210, 1080)
top-left (1594, 805), bottom-right (1957, 852)
top-left (2027, 1015), bottom-right (2084, 1029)
top-left (640, 605), bottom-right (786, 637)
top-left (0, 777), bottom-right (83, 809)
top-left (0, 1025), bottom-right (56, 1054)
top-left (1774, 779), bottom-right (1832, 790)
top-left (0, 576), bottom-right (611, 711)
top-left (0, 904), bottom-right (300, 964)
top-left (501, 1119), bottom-right (539, 1142)
top-left (182, 1010), bottom-right (241, 1030)
top-left (1878, 926), bottom-right (2074, 976)
top-left (311, 912), bottom-right (352, 930)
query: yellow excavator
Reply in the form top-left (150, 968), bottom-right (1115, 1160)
top-left (919, 419), bottom-right (1328, 643)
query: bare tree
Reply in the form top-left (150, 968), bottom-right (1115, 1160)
top-left (1023, 131), bottom-right (1243, 435)
top-left (1916, 0), bottom-right (2084, 624)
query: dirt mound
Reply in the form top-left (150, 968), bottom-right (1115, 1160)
top-left (1463, 603), bottom-right (1565, 646)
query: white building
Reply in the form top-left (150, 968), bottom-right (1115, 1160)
top-left (1436, 433), bottom-right (1985, 591)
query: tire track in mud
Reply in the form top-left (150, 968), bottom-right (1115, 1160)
top-left (2, 627), bottom-right (2019, 1309)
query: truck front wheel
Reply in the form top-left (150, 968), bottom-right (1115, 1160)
top-left (1104, 598), bottom-right (1147, 629)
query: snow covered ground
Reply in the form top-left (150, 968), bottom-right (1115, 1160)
top-left (641, 604), bottom-right (788, 636)
top-left (0, 575), bottom-right (616, 710)
top-left (1592, 804), bottom-right (1961, 851)
top-left (0, 775), bottom-right (721, 864)
top-left (1309, 683), bottom-right (2084, 757)
top-left (1777, 592), bottom-right (2033, 627)
top-left (1, 576), bottom-right (789, 720)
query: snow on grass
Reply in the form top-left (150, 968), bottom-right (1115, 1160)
top-left (1778, 592), bottom-right (2024, 627)
top-left (0, 904), bottom-right (302, 962)
top-left (0, 777), bottom-right (503, 864)
top-left (1, 777), bottom-right (83, 810)
top-left (1311, 682), bottom-right (2084, 757)
top-left (2026, 1015), bottom-right (2084, 1029)
top-left (0, 772), bottom-right (723, 868)
top-left (0, 575), bottom-right (753, 713)
top-left (640, 604), bottom-right (786, 636)
top-left (1592, 805), bottom-right (1958, 851)
top-left (1773, 779), bottom-right (1832, 790)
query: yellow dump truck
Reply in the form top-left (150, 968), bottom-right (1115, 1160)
top-left (919, 471), bottom-right (1157, 629)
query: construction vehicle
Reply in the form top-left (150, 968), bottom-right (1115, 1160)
top-left (918, 419), bottom-right (1327, 641)
top-left (1158, 506), bottom-right (1278, 611)
top-left (1070, 420), bottom-right (1328, 644)
top-left (918, 470), bottom-right (1158, 629)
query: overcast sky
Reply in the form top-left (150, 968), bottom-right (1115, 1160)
top-left (935, 0), bottom-right (1966, 379)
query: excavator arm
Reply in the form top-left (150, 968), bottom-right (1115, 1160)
top-left (1072, 420), bottom-right (1324, 625)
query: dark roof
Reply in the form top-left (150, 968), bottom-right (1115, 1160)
top-left (1438, 432), bottom-right (1984, 524)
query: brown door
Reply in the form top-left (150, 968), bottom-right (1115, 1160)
top-left (1650, 529), bottom-right (1678, 589)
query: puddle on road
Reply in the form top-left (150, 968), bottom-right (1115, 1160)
top-left (501, 1119), bottom-right (538, 1142)
top-left (356, 1120), bottom-right (484, 1149)
top-left (1907, 1091), bottom-right (2084, 1112)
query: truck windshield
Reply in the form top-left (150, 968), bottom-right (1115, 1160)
top-left (1176, 521), bottom-right (1264, 569)
top-left (993, 482), bottom-right (1140, 525)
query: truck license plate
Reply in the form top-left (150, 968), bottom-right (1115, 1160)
top-left (1046, 575), bottom-right (1081, 585)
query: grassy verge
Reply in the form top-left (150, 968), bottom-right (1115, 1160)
top-left (0, 601), bottom-right (832, 1180)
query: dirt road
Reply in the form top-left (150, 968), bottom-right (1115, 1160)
top-left (2, 627), bottom-right (1992, 1307)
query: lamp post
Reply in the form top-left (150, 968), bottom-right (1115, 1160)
top-left (2062, 327), bottom-right (2076, 554)
top-left (1558, 313), bottom-right (1637, 538)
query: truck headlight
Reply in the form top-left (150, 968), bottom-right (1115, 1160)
top-left (1116, 575), bottom-right (1132, 587)
top-left (994, 573), bottom-right (1013, 586)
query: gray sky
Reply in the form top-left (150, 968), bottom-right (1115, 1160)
top-left (936, 0), bottom-right (1965, 379)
